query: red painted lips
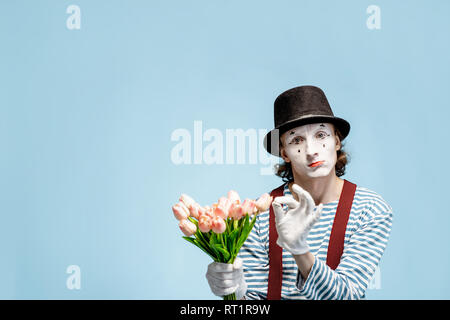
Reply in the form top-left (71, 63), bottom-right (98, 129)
top-left (308, 161), bottom-right (324, 167)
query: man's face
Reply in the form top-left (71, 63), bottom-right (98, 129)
top-left (280, 123), bottom-right (341, 179)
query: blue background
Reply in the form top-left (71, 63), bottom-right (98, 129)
top-left (1, 0), bottom-right (449, 299)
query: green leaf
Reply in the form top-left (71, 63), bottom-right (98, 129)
top-left (248, 215), bottom-right (257, 234)
top-left (194, 239), bottom-right (217, 261)
top-left (209, 232), bottom-right (217, 246)
top-left (196, 229), bottom-right (210, 249)
top-left (227, 229), bottom-right (239, 254)
top-left (209, 234), bottom-right (221, 259)
top-left (228, 229), bottom-right (239, 253)
top-left (183, 211), bottom-right (259, 264)
top-left (233, 219), bottom-right (239, 231)
top-left (188, 216), bottom-right (198, 227)
top-left (214, 244), bottom-right (230, 262)
top-left (235, 213), bottom-right (258, 253)
top-left (235, 214), bottom-right (248, 245)
top-left (221, 232), bottom-right (228, 250)
top-left (199, 237), bottom-right (217, 258)
top-left (183, 236), bottom-right (217, 260)
top-left (235, 235), bottom-right (246, 253)
top-left (229, 229), bottom-right (239, 242)
top-left (201, 229), bottom-right (212, 243)
top-left (182, 236), bottom-right (198, 247)
top-left (225, 218), bottom-right (232, 234)
top-left (243, 213), bottom-right (250, 234)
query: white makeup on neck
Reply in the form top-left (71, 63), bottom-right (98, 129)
top-left (281, 123), bottom-right (340, 178)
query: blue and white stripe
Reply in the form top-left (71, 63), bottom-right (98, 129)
top-left (238, 182), bottom-right (393, 300)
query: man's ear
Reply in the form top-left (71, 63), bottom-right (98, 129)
top-left (335, 130), bottom-right (341, 151)
top-left (279, 142), bottom-right (291, 163)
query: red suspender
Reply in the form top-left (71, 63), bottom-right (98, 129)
top-left (267, 184), bottom-right (285, 300)
top-left (326, 179), bottom-right (357, 270)
top-left (267, 179), bottom-right (357, 300)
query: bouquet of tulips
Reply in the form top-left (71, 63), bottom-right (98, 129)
top-left (172, 190), bottom-right (273, 300)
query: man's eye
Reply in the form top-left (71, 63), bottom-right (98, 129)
top-left (317, 132), bottom-right (328, 139)
top-left (293, 137), bottom-right (303, 143)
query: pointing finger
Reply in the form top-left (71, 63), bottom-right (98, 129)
top-left (272, 201), bottom-right (286, 223)
top-left (272, 196), bottom-right (299, 209)
top-left (292, 184), bottom-right (315, 211)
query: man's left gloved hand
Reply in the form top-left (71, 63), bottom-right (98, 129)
top-left (272, 184), bottom-right (323, 255)
top-left (205, 258), bottom-right (247, 299)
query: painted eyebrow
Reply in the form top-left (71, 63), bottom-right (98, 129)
top-left (318, 123), bottom-right (332, 130)
top-left (288, 125), bottom-right (330, 137)
top-left (287, 128), bottom-right (330, 144)
top-left (315, 124), bottom-right (332, 134)
top-left (316, 126), bottom-right (331, 132)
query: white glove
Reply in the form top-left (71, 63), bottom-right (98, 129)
top-left (272, 183), bottom-right (323, 255)
top-left (205, 257), bottom-right (247, 299)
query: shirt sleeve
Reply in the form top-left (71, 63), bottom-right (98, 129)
top-left (237, 211), bottom-right (269, 300)
top-left (295, 200), bottom-right (393, 299)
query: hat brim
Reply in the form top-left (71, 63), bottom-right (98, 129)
top-left (263, 115), bottom-right (350, 157)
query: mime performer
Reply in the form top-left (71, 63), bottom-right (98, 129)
top-left (205, 85), bottom-right (393, 300)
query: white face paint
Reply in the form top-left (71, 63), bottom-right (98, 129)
top-left (280, 123), bottom-right (340, 179)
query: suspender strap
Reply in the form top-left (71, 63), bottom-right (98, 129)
top-left (326, 179), bottom-right (357, 270)
top-left (267, 184), bottom-right (285, 300)
top-left (267, 179), bottom-right (357, 300)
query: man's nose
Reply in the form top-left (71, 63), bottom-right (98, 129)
top-left (305, 139), bottom-right (320, 157)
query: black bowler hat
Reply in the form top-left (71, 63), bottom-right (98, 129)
top-left (263, 85), bottom-right (350, 157)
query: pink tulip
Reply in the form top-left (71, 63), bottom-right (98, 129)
top-left (213, 206), bottom-right (226, 219)
top-left (172, 202), bottom-right (190, 220)
top-left (188, 202), bottom-right (202, 219)
top-left (179, 193), bottom-right (196, 208)
top-left (211, 216), bottom-right (226, 234)
top-left (214, 197), bottom-right (232, 219)
top-left (179, 219), bottom-right (197, 236)
top-left (218, 196), bottom-right (232, 213)
top-left (229, 202), bottom-right (244, 220)
top-left (203, 205), bottom-right (215, 219)
top-left (255, 193), bottom-right (273, 212)
top-left (227, 190), bottom-right (241, 204)
top-left (198, 206), bottom-right (207, 216)
top-left (241, 199), bottom-right (256, 216)
top-left (198, 215), bottom-right (212, 233)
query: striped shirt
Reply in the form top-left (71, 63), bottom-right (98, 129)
top-left (238, 182), bottom-right (393, 300)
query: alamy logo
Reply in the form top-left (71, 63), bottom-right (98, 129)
top-left (366, 5), bottom-right (381, 30)
top-left (66, 5), bottom-right (81, 30)
top-left (66, 265), bottom-right (81, 290)
top-left (170, 121), bottom-right (280, 176)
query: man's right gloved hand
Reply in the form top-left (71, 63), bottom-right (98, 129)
top-left (205, 257), bottom-right (247, 300)
top-left (272, 183), bottom-right (323, 255)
